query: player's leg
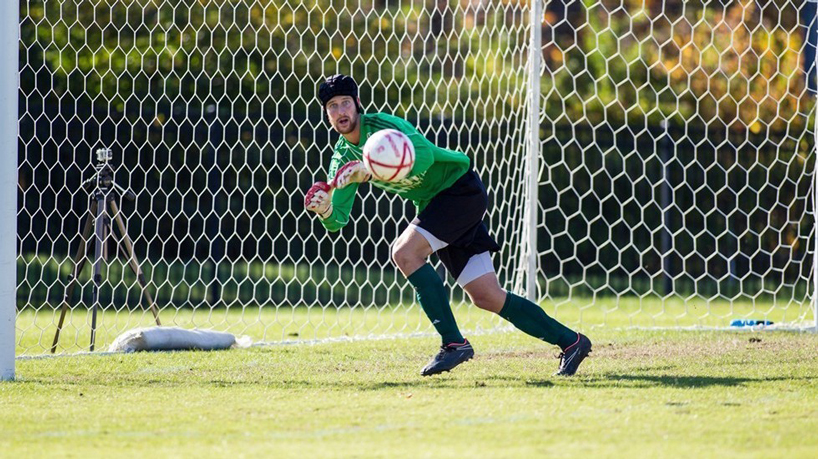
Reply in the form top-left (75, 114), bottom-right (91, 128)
top-left (462, 270), bottom-right (575, 345)
top-left (454, 253), bottom-right (592, 376)
top-left (392, 226), bottom-right (465, 346)
top-left (401, 169), bottom-right (501, 376)
top-left (392, 226), bottom-right (473, 376)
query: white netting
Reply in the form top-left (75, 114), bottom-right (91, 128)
top-left (15, 0), bottom-right (817, 355)
top-left (17, 0), bottom-right (529, 354)
top-left (536, 0), bottom-right (816, 327)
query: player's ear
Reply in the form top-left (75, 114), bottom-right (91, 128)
top-left (356, 97), bottom-right (363, 114)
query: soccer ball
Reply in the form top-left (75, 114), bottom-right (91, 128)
top-left (362, 129), bottom-right (415, 182)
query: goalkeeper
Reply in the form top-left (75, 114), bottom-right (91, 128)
top-left (305, 74), bottom-right (591, 376)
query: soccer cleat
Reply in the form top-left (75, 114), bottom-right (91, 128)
top-left (554, 333), bottom-right (592, 376)
top-left (421, 340), bottom-right (475, 376)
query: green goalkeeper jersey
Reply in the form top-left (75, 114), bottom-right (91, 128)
top-left (320, 112), bottom-right (471, 232)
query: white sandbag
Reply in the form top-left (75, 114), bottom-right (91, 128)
top-left (108, 326), bottom-right (252, 353)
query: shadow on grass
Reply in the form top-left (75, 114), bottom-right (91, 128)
top-left (16, 373), bottom-right (811, 391)
top-left (351, 379), bottom-right (555, 391)
top-left (588, 373), bottom-right (815, 388)
top-left (523, 379), bottom-right (554, 387)
top-left (15, 362), bottom-right (813, 391)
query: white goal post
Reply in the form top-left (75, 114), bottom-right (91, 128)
top-left (1, 0), bottom-right (19, 379)
top-left (812, 0), bottom-right (818, 332)
top-left (9, 1), bottom-right (818, 358)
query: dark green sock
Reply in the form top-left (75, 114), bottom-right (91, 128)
top-left (406, 264), bottom-right (464, 345)
top-left (499, 292), bottom-right (577, 349)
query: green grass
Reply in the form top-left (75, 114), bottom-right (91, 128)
top-left (2, 329), bottom-right (817, 458)
top-left (16, 296), bottom-right (814, 355)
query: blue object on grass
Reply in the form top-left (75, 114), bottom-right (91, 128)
top-left (730, 319), bottom-right (774, 327)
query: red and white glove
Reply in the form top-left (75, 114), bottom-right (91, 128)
top-left (331, 160), bottom-right (371, 189)
top-left (304, 181), bottom-right (333, 219)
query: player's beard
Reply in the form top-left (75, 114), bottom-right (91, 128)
top-left (334, 114), bottom-right (358, 135)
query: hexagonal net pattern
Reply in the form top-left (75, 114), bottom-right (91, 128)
top-left (536, 0), bottom-right (816, 328)
top-left (14, 1), bottom-right (818, 356)
top-left (17, 0), bottom-right (530, 354)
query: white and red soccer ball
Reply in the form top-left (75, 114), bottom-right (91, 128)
top-left (363, 129), bottom-right (415, 182)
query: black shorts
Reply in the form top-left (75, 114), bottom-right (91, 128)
top-left (412, 170), bottom-right (500, 282)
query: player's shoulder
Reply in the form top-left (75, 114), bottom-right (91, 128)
top-left (364, 112), bottom-right (412, 131)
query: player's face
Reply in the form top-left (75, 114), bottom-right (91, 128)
top-left (326, 95), bottom-right (359, 135)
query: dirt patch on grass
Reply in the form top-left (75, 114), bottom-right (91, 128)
top-left (479, 349), bottom-right (557, 361)
top-left (593, 334), bottom-right (816, 361)
top-left (479, 333), bottom-right (817, 364)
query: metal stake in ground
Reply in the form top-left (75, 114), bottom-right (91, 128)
top-left (51, 148), bottom-right (161, 353)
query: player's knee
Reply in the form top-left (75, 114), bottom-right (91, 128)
top-left (467, 288), bottom-right (505, 314)
top-left (391, 242), bottom-right (421, 274)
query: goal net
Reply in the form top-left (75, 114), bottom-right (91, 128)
top-left (15, 0), bottom-right (817, 355)
top-left (534, 0), bottom-right (816, 329)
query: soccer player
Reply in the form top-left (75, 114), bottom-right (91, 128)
top-left (305, 74), bottom-right (592, 376)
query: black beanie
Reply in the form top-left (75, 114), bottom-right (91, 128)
top-left (318, 74), bottom-right (363, 113)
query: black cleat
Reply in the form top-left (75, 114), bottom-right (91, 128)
top-left (554, 333), bottom-right (592, 376)
top-left (421, 340), bottom-right (474, 376)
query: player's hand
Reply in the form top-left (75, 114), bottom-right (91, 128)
top-left (331, 160), bottom-right (371, 189)
top-left (304, 181), bottom-right (333, 219)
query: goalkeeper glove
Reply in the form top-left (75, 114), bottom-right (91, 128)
top-left (331, 160), bottom-right (371, 189)
top-left (304, 181), bottom-right (333, 219)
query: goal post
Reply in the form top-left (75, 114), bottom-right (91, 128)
top-left (813, 0), bottom-right (818, 333)
top-left (1, 0), bottom-right (18, 380)
top-left (810, 0), bottom-right (818, 333)
top-left (526, 0), bottom-right (543, 302)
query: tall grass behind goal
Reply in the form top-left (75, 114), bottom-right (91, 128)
top-left (12, 0), bottom-right (818, 356)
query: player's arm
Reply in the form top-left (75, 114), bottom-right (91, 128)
top-left (320, 182), bottom-right (356, 232)
top-left (304, 157), bottom-right (366, 232)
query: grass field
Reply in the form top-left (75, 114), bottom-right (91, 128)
top-left (15, 296), bottom-right (815, 355)
top-left (3, 327), bottom-right (817, 458)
